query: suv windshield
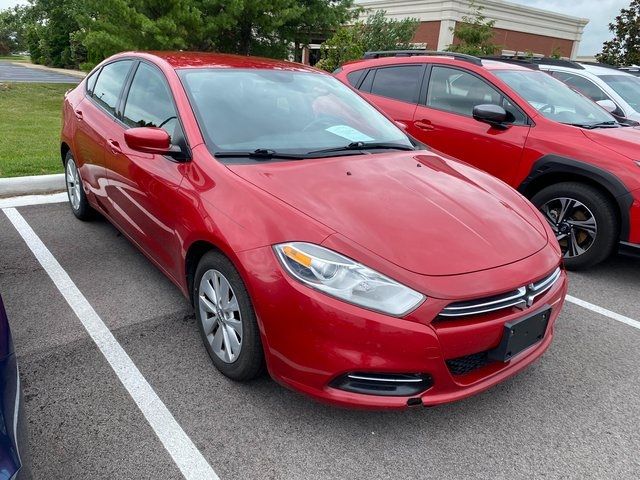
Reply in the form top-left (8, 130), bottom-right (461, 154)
top-left (178, 68), bottom-right (413, 158)
top-left (495, 70), bottom-right (616, 127)
top-left (598, 74), bottom-right (640, 111)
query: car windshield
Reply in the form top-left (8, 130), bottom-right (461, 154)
top-left (598, 74), bottom-right (640, 111)
top-left (178, 68), bottom-right (413, 157)
top-left (495, 70), bottom-right (615, 126)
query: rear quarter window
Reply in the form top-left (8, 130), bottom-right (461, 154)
top-left (86, 69), bottom-right (99, 95)
top-left (346, 70), bottom-right (365, 87)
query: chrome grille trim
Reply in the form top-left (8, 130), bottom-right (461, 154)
top-left (439, 267), bottom-right (562, 318)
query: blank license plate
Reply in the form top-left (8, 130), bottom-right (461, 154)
top-left (489, 308), bottom-right (550, 362)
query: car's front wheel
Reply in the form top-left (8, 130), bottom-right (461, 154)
top-left (531, 182), bottom-right (618, 270)
top-left (193, 250), bottom-right (264, 380)
top-left (64, 151), bottom-right (94, 220)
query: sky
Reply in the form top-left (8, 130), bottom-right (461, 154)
top-left (0, 0), bottom-right (632, 55)
top-left (511, 0), bottom-right (630, 55)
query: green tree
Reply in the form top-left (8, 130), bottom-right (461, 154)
top-left (78, 0), bottom-right (355, 69)
top-left (78, 0), bottom-right (203, 69)
top-left (281, 0), bottom-right (356, 63)
top-left (596, 0), bottom-right (640, 66)
top-left (22, 0), bottom-right (88, 68)
top-left (446, 0), bottom-right (498, 56)
top-left (316, 10), bottom-right (419, 72)
top-left (14, 0), bottom-right (360, 70)
top-left (0, 6), bottom-right (28, 55)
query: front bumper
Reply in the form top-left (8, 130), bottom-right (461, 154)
top-left (237, 247), bottom-right (567, 410)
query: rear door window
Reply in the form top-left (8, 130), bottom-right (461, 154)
top-left (92, 60), bottom-right (134, 115)
top-left (369, 65), bottom-right (423, 103)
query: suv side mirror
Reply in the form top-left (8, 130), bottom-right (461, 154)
top-left (124, 127), bottom-right (185, 158)
top-left (472, 104), bottom-right (510, 129)
top-left (596, 99), bottom-right (617, 114)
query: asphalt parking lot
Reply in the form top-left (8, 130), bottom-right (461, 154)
top-left (1, 194), bottom-right (639, 479)
top-left (0, 61), bottom-right (80, 83)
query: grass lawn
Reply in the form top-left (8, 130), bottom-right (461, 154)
top-left (0, 55), bottom-right (30, 62)
top-left (0, 83), bottom-right (67, 177)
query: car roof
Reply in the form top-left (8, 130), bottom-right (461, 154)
top-left (580, 63), bottom-right (632, 76)
top-left (538, 61), bottom-right (635, 78)
top-left (119, 51), bottom-right (318, 73)
top-left (341, 55), bottom-right (533, 72)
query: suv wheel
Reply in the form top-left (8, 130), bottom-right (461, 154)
top-left (531, 182), bottom-right (617, 270)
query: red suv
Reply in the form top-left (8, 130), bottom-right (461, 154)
top-left (335, 52), bottom-right (640, 269)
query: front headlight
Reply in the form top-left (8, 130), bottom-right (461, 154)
top-left (274, 242), bottom-right (425, 316)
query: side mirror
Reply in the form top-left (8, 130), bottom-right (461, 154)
top-left (124, 127), bottom-right (183, 156)
top-left (472, 104), bottom-right (510, 129)
top-left (596, 99), bottom-right (617, 114)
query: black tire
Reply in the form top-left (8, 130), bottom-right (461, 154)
top-left (531, 182), bottom-right (618, 270)
top-left (64, 151), bottom-right (95, 220)
top-left (193, 250), bottom-right (264, 380)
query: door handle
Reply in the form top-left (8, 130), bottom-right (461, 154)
top-left (414, 120), bottom-right (435, 131)
top-left (74, 109), bottom-right (83, 120)
top-left (107, 139), bottom-right (122, 155)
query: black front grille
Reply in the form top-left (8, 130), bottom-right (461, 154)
top-left (446, 352), bottom-right (492, 376)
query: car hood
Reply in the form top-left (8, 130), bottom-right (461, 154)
top-left (228, 151), bottom-right (548, 276)
top-left (581, 126), bottom-right (640, 160)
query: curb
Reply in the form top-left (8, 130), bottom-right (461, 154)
top-left (0, 174), bottom-right (66, 198)
top-left (11, 62), bottom-right (86, 78)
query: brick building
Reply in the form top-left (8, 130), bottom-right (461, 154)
top-left (355, 0), bottom-right (589, 59)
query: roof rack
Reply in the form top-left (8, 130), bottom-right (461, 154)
top-left (529, 57), bottom-right (584, 69)
top-left (362, 50), bottom-right (482, 66)
top-left (481, 56), bottom-right (540, 70)
top-left (495, 52), bottom-right (584, 69)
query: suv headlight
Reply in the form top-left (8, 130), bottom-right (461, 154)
top-left (274, 242), bottom-right (425, 316)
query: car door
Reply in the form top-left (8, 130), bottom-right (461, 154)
top-left (104, 61), bottom-right (188, 279)
top-left (356, 64), bottom-right (425, 128)
top-left (411, 65), bottom-right (530, 184)
top-left (73, 60), bottom-right (134, 207)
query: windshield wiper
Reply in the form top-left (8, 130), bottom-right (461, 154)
top-left (213, 149), bottom-right (307, 160)
top-left (562, 121), bottom-right (619, 129)
top-left (307, 141), bottom-right (416, 156)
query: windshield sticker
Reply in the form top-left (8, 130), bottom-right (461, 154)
top-left (325, 125), bottom-right (374, 142)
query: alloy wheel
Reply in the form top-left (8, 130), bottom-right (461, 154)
top-left (66, 158), bottom-right (82, 211)
top-left (198, 269), bottom-right (243, 363)
top-left (540, 197), bottom-right (597, 259)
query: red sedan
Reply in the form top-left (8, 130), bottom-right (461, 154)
top-left (61, 52), bottom-right (567, 409)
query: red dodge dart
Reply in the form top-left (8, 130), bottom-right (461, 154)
top-left (61, 52), bottom-right (567, 409)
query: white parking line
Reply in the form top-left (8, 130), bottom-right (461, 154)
top-left (2, 207), bottom-right (219, 480)
top-left (0, 192), bottom-right (67, 209)
top-left (566, 295), bottom-right (640, 331)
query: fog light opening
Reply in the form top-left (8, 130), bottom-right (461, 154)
top-left (330, 372), bottom-right (433, 397)
top-left (407, 397), bottom-right (423, 407)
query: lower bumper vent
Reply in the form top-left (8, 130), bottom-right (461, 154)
top-left (330, 373), bottom-right (433, 397)
top-left (446, 352), bottom-right (492, 376)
